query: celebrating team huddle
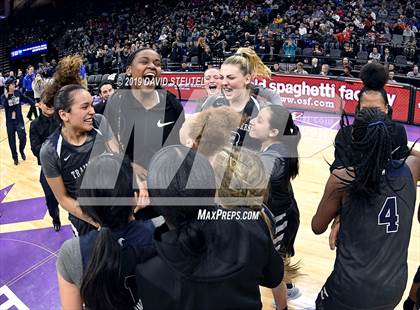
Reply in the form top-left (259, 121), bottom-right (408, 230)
top-left (1, 47), bottom-right (419, 310)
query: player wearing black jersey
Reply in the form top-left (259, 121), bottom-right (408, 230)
top-left (313, 108), bottom-right (420, 310)
top-left (30, 94), bottom-right (61, 231)
top-left (249, 105), bottom-right (301, 309)
top-left (200, 47), bottom-right (280, 149)
top-left (40, 84), bottom-right (119, 236)
top-left (331, 63), bottom-right (419, 172)
top-left (105, 48), bottom-right (185, 218)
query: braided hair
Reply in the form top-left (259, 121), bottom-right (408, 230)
top-left (336, 108), bottom-right (398, 200)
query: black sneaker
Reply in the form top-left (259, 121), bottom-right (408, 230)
top-left (53, 222), bottom-right (61, 232)
top-left (21, 152), bottom-right (26, 160)
top-left (14, 159), bottom-right (18, 165)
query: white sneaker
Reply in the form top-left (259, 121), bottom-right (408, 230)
top-left (287, 284), bottom-right (302, 300)
top-left (271, 284), bottom-right (302, 308)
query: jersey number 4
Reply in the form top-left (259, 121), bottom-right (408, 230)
top-left (378, 197), bottom-right (399, 233)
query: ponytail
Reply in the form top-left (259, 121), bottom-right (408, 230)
top-left (80, 227), bottom-right (131, 310)
top-left (336, 108), bottom-right (393, 199)
top-left (224, 47), bottom-right (271, 79)
top-left (43, 55), bottom-right (84, 107)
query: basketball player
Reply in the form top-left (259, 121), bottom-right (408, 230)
top-left (29, 93), bottom-right (61, 231)
top-left (332, 63), bottom-right (419, 172)
top-left (136, 145), bottom-right (284, 310)
top-left (104, 48), bottom-right (185, 218)
top-left (199, 67), bottom-right (222, 105)
top-left (249, 105), bottom-right (302, 308)
top-left (312, 108), bottom-right (419, 309)
top-left (1, 79), bottom-right (33, 165)
top-left (40, 84), bottom-right (120, 236)
top-left (56, 154), bottom-right (154, 310)
top-left (200, 47), bottom-right (278, 149)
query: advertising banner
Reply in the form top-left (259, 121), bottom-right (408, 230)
top-left (161, 72), bottom-right (411, 122)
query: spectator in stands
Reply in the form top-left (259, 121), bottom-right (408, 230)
top-left (407, 65), bottom-right (420, 78)
top-left (298, 23), bottom-right (307, 38)
top-left (294, 62), bottom-right (308, 75)
top-left (178, 62), bottom-right (193, 72)
top-left (202, 46), bottom-right (213, 70)
top-left (23, 65), bottom-right (38, 120)
top-left (320, 64), bottom-right (333, 76)
top-left (103, 45), bottom-right (114, 73)
top-left (337, 57), bottom-right (353, 71)
top-left (404, 37), bottom-right (417, 60)
top-left (340, 66), bottom-right (354, 78)
top-left (8, 71), bottom-right (15, 81)
top-left (197, 37), bottom-right (206, 70)
top-left (369, 47), bottom-right (381, 63)
top-left (388, 71), bottom-right (397, 83)
top-left (377, 6), bottom-right (388, 21)
top-left (282, 38), bottom-right (297, 63)
top-left (342, 43), bottom-right (355, 59)
top-left (335, 28), bottom-right (351, 45)
top-left (94, 81), bottom-right (115, 115)
top-left (381, 48), bottom-right (394, 64)
top-left (387, 64), bottom-right (396, 73)
top-left (403, 25), bottom-right (415, 42)
top-left (0, 72), bottom-right (4, 95)
top-left (96, 47), bottom-right (105, 74)
top-left (272, 63), bottom-right (283, 74)
top-left (256, 38), bottom-right (270, 61)
top-left (309, 58), bottom-right (321, 75)
top-left (313, 43), bottom-right (324, 57)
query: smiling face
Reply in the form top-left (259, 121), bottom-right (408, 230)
top-left (59, 89), bottom-right (95, 132)
top-left (249, 107), bottom-right (278, 141)
top-left (126, 49), bottom-right (162, 92)
top-left (220, 64), bottom-right (251, 103)
top-left (99, 83), bottom-right (114, 100)
top-left (204, 68), bottom-right (222, 96)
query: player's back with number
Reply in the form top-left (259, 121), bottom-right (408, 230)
top-left (328, 161), bottom-right (416, 308)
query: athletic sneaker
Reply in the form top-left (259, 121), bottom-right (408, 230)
top-left (271, 284), bottom-right (302, 308)
top-left (53, 218), bottom-right (61, 232)
top-left (286, 283), bottom-right (301, 300)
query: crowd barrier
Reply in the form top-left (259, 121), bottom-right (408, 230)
top-left (90, 72), bottom-right (420, 125)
